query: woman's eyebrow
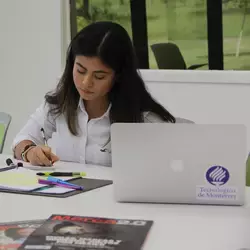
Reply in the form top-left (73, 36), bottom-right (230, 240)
top-left (94, 70), bottom-right (109, 74)
top-left (76, 62), bottom-right (109, 74)
top-left (76, 62), bottom-right (86, 69)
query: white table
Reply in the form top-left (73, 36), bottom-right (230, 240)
top-left (0, 154), bottom-right (250, 250)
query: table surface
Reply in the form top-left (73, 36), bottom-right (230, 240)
top-left (0, 154), bottom-right (250, 250)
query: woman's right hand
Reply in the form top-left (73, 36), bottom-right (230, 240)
top-left (26, 145), bottom-right (59, 166)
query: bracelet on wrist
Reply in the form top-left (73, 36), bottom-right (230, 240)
top-left (21, 143), bottom-right (36, 162)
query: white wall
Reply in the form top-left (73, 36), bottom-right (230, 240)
top-left (141, 69), bottom-right (250, 149)
top-left (0, 0), bottom-right (69, 153)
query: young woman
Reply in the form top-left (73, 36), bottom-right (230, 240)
top-left (12, 21), bottom-right (179, 167)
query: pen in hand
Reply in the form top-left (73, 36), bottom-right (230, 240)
top-left (40, 128), bottom-right (52, 165)
top-left (40, 128), bottom-right (48, 146)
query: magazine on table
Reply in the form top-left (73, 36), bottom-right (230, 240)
top-left (0, 220), bottom-right (43, 250)
top-left (18, 214), bottom-right (153, 250)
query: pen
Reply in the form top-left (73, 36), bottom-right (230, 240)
top-left (40, 128), bottom-right (48, 146)
top-left (38, 179), bottom-right (83, 190)
top-left (40, 127), bottom-right (52, 165)
top-left (36, 172), bottom-right (86, 177)
top-left (47, 176), bottom-right (84, 189)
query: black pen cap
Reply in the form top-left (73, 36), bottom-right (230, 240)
top-left (36, 173), bottom-right (44, 176)
top-left (6, 158), bottom-right (13, 166)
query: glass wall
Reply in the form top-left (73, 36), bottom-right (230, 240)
top-left (75, 0), bottom-right (131, 36)
top-left (71, 0), bottom-right (250, 71)
top-left (222, 0), bottom-right (250, 70)
top-left (146, 0), bottom-right (208, 69)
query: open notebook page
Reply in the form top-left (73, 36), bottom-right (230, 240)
top-left (37, 186), bottom-right (73, 194)
top-left (0, 167), bottom-right (46, 191)
top-left (0, 168), bottom-right (74, 192)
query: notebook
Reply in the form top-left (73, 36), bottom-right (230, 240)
top-left (0, 167), bottom-right (74, 194)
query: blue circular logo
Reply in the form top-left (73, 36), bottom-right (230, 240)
top-left (206, 166), bottom-right (230, 186)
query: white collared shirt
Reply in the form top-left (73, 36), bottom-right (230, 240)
top-left (12, 100), bottom-right (112, 166)
top-left (12, 100), bottom-right (192, 167)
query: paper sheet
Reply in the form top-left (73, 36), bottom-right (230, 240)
top-left (37, 186), bottom-right (73, 194)
top-left (0, 168), bottom-right (76, 193)
top-left (0, 168), bottom-right (45, 191)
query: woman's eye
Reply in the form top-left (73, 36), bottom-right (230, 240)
top-left (77, 69), bottom-right (86, 74)
top-left (95, 75), bottom-right (105, 80)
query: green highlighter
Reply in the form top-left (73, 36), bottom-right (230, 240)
top-left (36, 172), bottom-right (86, 177)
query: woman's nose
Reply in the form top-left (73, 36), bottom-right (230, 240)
top-left (82, 75), bottom-right (93, 88)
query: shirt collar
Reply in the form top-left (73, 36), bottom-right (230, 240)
top-left (78, 99), bottom-right (111, 119)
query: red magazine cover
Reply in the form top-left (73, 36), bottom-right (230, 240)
top-left (0, 220), bottom-right (43, 250)
top-left (18, 214), bottom-right (153, 250)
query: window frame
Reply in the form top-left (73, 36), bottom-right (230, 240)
top-left (70, 0), bottom-right (225, 70)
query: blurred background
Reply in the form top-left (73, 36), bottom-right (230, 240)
top-left (70, 0), bottom-right (250, 71)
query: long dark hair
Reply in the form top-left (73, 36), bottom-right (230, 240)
top-left (45, 21), bottom-right (175, 135)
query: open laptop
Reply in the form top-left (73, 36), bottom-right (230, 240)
top-left (110, 123), bottom-right (247, 206)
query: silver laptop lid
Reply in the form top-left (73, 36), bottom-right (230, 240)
top-left (111, 123), bottom-right (247, 205)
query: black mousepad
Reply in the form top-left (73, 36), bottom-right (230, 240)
top-left (0, 177), bottom-right (113, 198)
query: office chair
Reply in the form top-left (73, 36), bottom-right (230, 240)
top-left (0, 112), bottom-right (12, 153)
top-left (151, 43), bottom-right (207, 70)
